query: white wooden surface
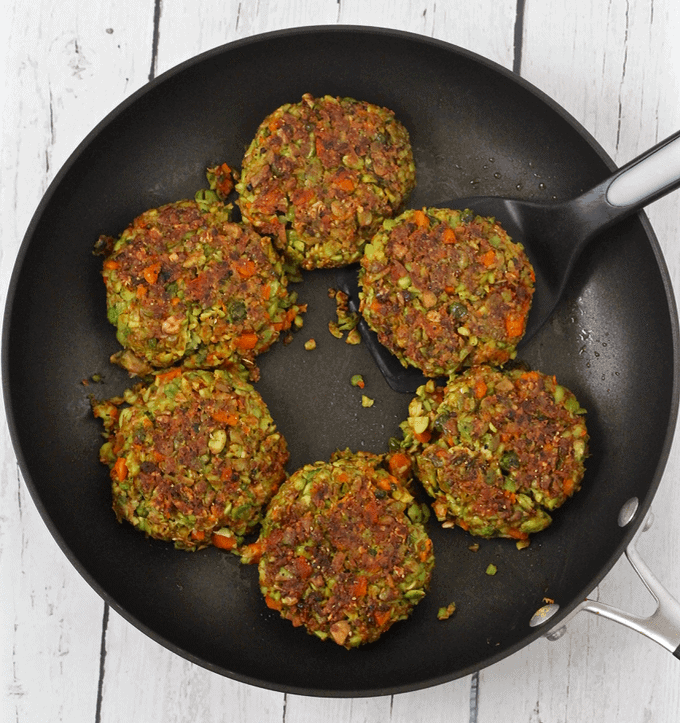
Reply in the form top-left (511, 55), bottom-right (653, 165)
top-left (2, 1), bottom-right (680, 721)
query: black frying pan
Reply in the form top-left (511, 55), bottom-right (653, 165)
top-left (3, 26), bottom-right (679, 696)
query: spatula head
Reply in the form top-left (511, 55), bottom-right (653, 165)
top-left (336, 196), bottom-right (563, 394)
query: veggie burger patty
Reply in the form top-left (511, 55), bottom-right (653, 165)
top-left (400, 366), bottom-right (588, 540)
top-left (101, 197), bottom-right (302, 376)
top-left (255, 450), bottom-right (434, 648)
top-left (92, 367), bottom-right (288, 551)
top-left (359, 208), bottom-right (535, 377)
top-left (236, 93), bottom-right (416, 270)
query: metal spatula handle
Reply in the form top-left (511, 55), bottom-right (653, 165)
top-left (606, 130), bottom-right (680, 208)
top-left (561, 130), bottom-right (680, 248)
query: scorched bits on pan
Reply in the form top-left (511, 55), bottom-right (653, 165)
top-left (236, 93), bottom-right (416, 270)
top-left (91, 367), bottom-right (288, 552)
top-left (253, 449), bottom-right (434, 648)
top-left (359, 208), bottom-right (535, 377)
top-left (100, 196), bottom-right (304, 377)
top-left (400, 366), bottom-right (588, 541)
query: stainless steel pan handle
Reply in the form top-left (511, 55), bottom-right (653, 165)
top-left (530, 498), bottom-right (680, 658)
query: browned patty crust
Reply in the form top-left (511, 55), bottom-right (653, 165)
top-left (400, 367), bottom-right (588, 540)
top-left (101, 197), bottom-right (303, 376)
top-left (359, 208), bottom-right (535, 377)
top-left (92, 367), bottom-right (288, 551)
top-left (255, 450), bottom-right (433, 648)
top-left (236, 93), bottom-right (416, 270)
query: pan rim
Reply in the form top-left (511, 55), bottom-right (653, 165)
top-left (3, 24), bottom-right (679, 697)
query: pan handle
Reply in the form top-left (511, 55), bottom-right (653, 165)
top-left (532, 500), bottom-right (680, 658)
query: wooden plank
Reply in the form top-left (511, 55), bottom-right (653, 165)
top-left (99, 608), bottom-right (286, 723)
top-left (153, 0), bottom-right (517, 77)
top-left (336, 0), bottom-right (518, 68)
top-left (522, 0), bottom-right (680, 158)
top-left (389, 679), bottom-right (473, 723)
top-left (1, 2), bottom-right (154, 722)
top-left (478, 0), bottom-right (680, 719)
top-left (0, 466), bottom-right (104, 723)
top-left (281, 678), bottom-right (473, 723)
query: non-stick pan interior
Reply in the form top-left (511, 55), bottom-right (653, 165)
top-left (3, 27), bottom-right (678, 695)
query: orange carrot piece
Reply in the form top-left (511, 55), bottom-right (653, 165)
top-left (335, 176), bottom-right (355, 193)
top-left (142, 262), bottom-right (161, 285)
top-left (273, 306), bottom-right (301, 332)
top-left (212, 410), bottom-right (239, 425)
top-left (441, 227), bottom-right (457, 244)
top-left (212, 531), bottom-right (237, 550)
top-left (505, 313), bottom-right (525, 338)
top-left (113, 457), bottom-right (128, 482)
top-left (156, 367), bottom-right (182, 384)
top-left (103, 259), bottom-right (120, 271)
top-left (214, 163), bottom-right (234, 196)
top-left (388, 452), bottom-right (411, 477)
top-left (480, 249), bottom-right (496, 267)
top-left (474, 380), bottom-right (488, 399)
top-left (374, 610), bottom-right (391, 627)
top-left (419, 538), bottom-right (433, 562)
top-left (414, 429), bottom-right (432, 444)
top-left (233, 258), bottom-right (257, 278)
top-left (376, 475), bottom-right (395, 491)
top-left (265, 594), bottom-right (282, 611)
top-left (292, 187), bottom-right (315, 206)
top-left (413, 209), bottom-right (429, 228)
top-left (235, 332), bottom-right (258, 350)
top-left (352, 576), bottom-right (368, 597)
top-left (293, 556), bottom-right (313, 579)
